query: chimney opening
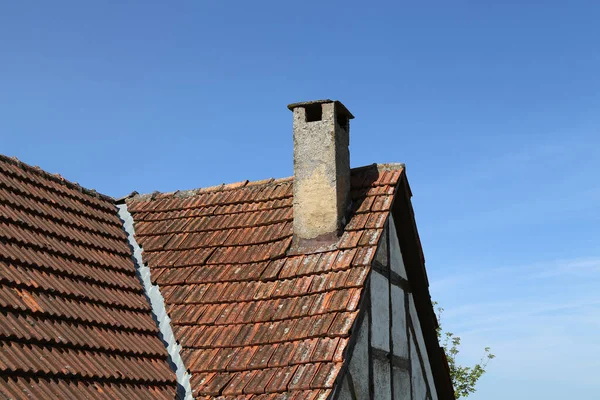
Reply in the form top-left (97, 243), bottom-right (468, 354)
top-left (304, 104), bottom-right (323, 122)
top-left (336, 114), bottom-right (349, 132)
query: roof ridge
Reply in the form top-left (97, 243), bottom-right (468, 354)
top-left (376, 162), bottom-right (405, 171)
top-left (350, 162), bottom-right (405, 173)
top-left (0, 154), bottom-right (114, 202)
top-left (126, 176), bottom-right (294, 202)
top-left (125, 163), bottom-right (405, 203)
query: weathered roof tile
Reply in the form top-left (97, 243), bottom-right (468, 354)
top-left (126, 163), bottom-right (405, 398)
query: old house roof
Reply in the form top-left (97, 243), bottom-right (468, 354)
top-left (0, 156), bottom-right (178, 399)
top-left (124, 164), bottom-right (404, 399)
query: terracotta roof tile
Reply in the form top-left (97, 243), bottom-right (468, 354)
top-left (221, 370), bottom-right (256, 396)
top-left (196, 372), bottom-right (233, 396)
top-left (126, 163), bottom-right (404, 398)
top-left (265, 365), bottom-right (298, 393)
top-left (353, 195), bottom-right (375, 214)
top-left (288, 363), bottom-right (320, 391)
top-left (244, 368), bottom-right (278, 394)
top-left (0, 376), bottom-right (176, 400)
top-left (0, 155), bottom-right (177, 397)
top-left (311, 363), bottom-right (342, 389)
top-left (267, 342), bottom-right (295, 368)
top-left (289, 338), bottom-right (318, 365)
top-left (227, 346), bottom-right (259, 372)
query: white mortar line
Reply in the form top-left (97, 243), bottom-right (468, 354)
top-left (117, 204), bottom-right (193, 400)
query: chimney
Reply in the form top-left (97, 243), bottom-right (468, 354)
top-left (288, 99), bottom-right (354, 248)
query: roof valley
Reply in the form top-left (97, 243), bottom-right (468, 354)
top-left (117, 203), bottom-right (193, 400)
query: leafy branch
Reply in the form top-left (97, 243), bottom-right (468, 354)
top-left (434, 302), bottom-right (495, 399)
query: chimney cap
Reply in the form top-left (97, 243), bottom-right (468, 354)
top-left (287, 99), bottom-right (354, 119)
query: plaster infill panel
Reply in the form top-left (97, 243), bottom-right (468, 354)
top-left (374, 223), bottom-right (389, 266)
top-left (348, 308), bottom-right (370, 400)
top-left (410, 330), bottom-right (428, 400)
top-left (393, 365), bottom-right (411, 400)
top-left (409, 295), bottom-right (437, 400)
top-left (373, 356), bottom-right (392, 400)
top-left (370, 271), bottom-right (390, 352)
top-left (335, 372), bottom-right (355, 400)
top-left (389, 216), bottom-right (408, 279)
top-left (391, 285), bottom-right (408, 359)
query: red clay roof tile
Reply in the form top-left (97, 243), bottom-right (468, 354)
top-left (268, 342), bottom-right (295, 368)
top-left (125, 163), bottom-right (404, 398)
top-left (197, 372), bottom-right (233, 396)
top-left (0, 158), bottom-right (177, 397)
top-left (227, 346), bottom-right (259, 372)
top-left (289, 338), bottom-right (318, 365)
top-left (288, 363), bottom-right (320, 391)
top-left (244, 368), bottom-right (277, 394)
top-left (265, 365), bottom-right (298, 393)
top-left (221, 370), bottom-right (256, 396)
top-left (311, 362), bottom-right (342, 389)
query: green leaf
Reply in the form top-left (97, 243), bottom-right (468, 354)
top-left (435, 300), bottom-right (495, 398)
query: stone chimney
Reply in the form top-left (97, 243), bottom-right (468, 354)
top-left (288, 99), bottom-right (354, 249)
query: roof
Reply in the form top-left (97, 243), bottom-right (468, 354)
top-left (0, 156), bottom-right (178, 399)
top-left (125, 164), bottom-right (403, 399)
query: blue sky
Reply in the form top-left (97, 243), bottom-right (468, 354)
top-left (1, 2), bottom-right (599, 398)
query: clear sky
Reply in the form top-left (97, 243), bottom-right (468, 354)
top-left (1, 2), bottom-right (599, 399)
